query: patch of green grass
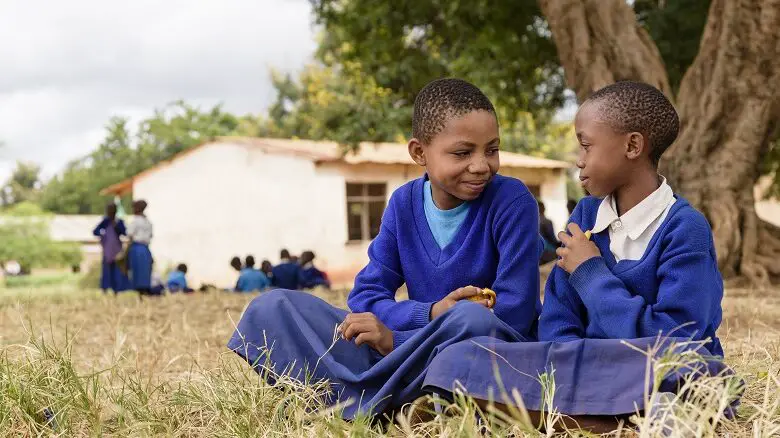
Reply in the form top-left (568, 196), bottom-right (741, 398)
top-left (4, 272), bottom-right (81, 289)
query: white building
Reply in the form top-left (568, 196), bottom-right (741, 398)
top-left (101, 137), bottom-right (570, 287)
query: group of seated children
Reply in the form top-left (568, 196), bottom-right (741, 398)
top-left (227, 78), bottom-right (732, 432)
top-left (230, 249), bottom-right (331, 293)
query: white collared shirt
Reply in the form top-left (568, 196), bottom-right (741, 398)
top-left (592, 176), bottom-right (677, 262)
top-left (128, 215), bottom-right (153, 244)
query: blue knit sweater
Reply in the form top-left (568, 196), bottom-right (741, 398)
top-left (347, 174), bottom-right (542, 349)
top-left (539, 196), bottom-right (724, 356)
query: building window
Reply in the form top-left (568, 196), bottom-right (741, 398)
top-left (346, 183), bottom-right (387, 241)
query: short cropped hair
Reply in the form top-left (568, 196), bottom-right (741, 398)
top-left (412, 78), bottom-right (496, 144)
top-left (586, 81), bottom-right (679, 165)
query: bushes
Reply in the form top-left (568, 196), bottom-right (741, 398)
top-left (0, 215), bottom-right (83, 274)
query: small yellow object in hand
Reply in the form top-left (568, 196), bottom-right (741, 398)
top-left (467, 288), bottom-right (496, 308)
top-left (584, 230), bottom-right (592, 240)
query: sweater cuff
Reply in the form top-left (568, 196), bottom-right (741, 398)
top-left (568, 256), bottom-right (611, 300)
top-left (410, 300), bottom-right (435, 329)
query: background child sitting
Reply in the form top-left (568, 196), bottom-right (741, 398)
top-left (298, 250), bottom-right (330, 289)
top-left (167, 263), bottom-right (194, 293)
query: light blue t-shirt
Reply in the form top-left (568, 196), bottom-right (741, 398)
top-left (423, 180), bottom-right (471, 249)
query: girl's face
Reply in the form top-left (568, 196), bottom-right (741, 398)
top-left (574, 103), bottom-right (633, 198)
top-left (410, 110), bottom-right (500, 210)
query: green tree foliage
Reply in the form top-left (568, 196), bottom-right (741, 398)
top-left (257, 65), bottom-right (409, 150)
top-left (311, 0), bottom-right (566, 122)
top-left (501, 112), bottom-right (575, 160)
top-left (0, 204), bottom-right (82, 272)
top-left (1, 162), bottom-right (42, 206)
top-left (39, 102), bottom-right (252, 214)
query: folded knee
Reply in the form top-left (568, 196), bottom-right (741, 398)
top-left (246, 288), bottom-right (294, 313)
top-left (446, 302), bottom-right (502, 337)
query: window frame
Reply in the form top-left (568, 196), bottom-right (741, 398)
top-left (346, 182), bottom-right (387, 242)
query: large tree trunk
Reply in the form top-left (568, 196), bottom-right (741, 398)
top-left (664, 0), bottom-right (780, 285)
top-left (540, 0), bottom-right (780, 285)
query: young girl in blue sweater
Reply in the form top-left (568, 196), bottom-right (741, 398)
top-left (227, 78), bottom-right (541, 418)
top-left (423, 81), bottom-right (731, 432)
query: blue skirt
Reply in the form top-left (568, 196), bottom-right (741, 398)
top-left (127, 243), bottom-right (153, 289)
top-left (423, 336), bottom-right (735, 416)
top-left (227, 289), bottom-right (526, 419)
top-left (99, 261), bottom-right (130, 293)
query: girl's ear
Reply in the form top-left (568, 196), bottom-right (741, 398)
top-left (625, 132), bottom-right (645, 160)
top-left (408, 138), bottom-right (426, 166)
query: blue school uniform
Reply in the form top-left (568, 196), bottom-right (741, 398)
top-left (423, 195), bottom-right (731, 416)
top-left (167, 270), bottom-right (192, 293)
top-left (93, 218), bottom-right (130, 293)
top-left (271, 262), bottom-right (302, 290)
top-left (127, 243), bottom-right (153, 290)
top-left (235, 268), bottom-right (271, 292)
top-left (227, 174), bottom-right (541, 418)
top-left (299, 265), bottom-right (330, 289)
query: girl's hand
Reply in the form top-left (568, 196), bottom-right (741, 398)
top-left (430, 286), bottom-right (489, 320)
top-left (339, 313), bottom-right (394, 356)
top-left (556, 223), bottom-right (601, 274)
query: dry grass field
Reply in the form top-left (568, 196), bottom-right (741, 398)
top-left (1, 285), bottom-right (779, 437)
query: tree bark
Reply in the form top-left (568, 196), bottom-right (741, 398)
top-left (539, 0), bottom-right (780, 285)
top-left (538, 0), bottom-right (672, 102)
top-left (665, 0), bottom-right (780, 285)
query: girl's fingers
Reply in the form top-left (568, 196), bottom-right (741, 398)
top-left (453, 286), bottom-right (482, 300)
top-left (354, 332), bottom-right (377, 348)
top-left (558, 231), bottom-right (572, 246)
top-left (567, 222), bottom-right (585, 237)
top-left (343, 322), bottom-right (372, 342)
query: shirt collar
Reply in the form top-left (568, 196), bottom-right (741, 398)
top-left (592, 176), bottom-right (675, 240)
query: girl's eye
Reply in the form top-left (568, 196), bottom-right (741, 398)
top-left (453, 151), bottom-right (470, 157)
top-left (486, 148), bottom-right (499, 156)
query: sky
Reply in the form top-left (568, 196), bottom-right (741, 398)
top-left (0, 0), bottom-right (317, 182)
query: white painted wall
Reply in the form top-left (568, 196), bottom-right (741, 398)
top-left (133, 142), bottom-right (569, 287)
top-left (134, 141), bottom-right (333, 287)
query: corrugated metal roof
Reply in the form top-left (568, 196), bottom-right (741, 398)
top-left (102, 137), bottom-right (570, 195)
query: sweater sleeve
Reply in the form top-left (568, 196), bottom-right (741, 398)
top-left (347, 197), bottom-right (434, 331)
top-left (490, 194), bottom-right (542, 338)
top-left (538, 201), bottom-right (587, 341)
top-left (567, 217), bottom-right (722, 341)
top-left (538, 265), bottom-right (587, 341)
